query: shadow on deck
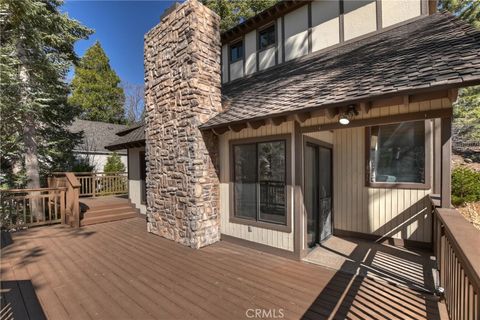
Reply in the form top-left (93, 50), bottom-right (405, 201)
top-left (0, 218), bottom-right (447, 319)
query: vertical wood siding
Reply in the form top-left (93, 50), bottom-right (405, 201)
top-left (219, 122), bottom-right (295, 251)
top-left (218, 99), bottom-right (451, 249)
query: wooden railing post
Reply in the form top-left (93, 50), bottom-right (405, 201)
top-left (60, 189), bottom-right (66, 224)
top-left (91, 173), bottom-right (96, 197)
top-left (65, 172), bottom-right (81, 228)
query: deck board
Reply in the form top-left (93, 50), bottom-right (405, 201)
top-left (1, 218), bottom-right (447, 319)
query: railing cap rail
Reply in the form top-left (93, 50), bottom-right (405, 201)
top-left (435, 206), bottom-right (480, 289)
top-left (64, 172), bottom-right (81, 188)
top-left (1, 187), bottom-right (67, 193)
top-left (51, 171), bottom-right (126, 175)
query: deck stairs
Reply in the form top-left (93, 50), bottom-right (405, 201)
top-left (80, 196), bottom-right (140, 226)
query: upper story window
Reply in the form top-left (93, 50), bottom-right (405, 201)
top-left (258, 24), bottom-right (276, 50)
top-left (230, 40), bottom-right (243, 62)
top-left (366, 120), bottom-right (429, 188)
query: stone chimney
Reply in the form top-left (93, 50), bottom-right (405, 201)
top-left (144, 0), bottom-right (222, 249)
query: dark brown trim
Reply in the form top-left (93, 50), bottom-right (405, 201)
top-left (127, 149), bottom-right (130, 198)
top-left (441, 116), bottom-right (452, 208)
top-left (364, 120), bottom-right (432, 190)
top-left (293, 122), bottom-right (304, 259)
top-left (307, 2), bottom-right (312, 54)
top-left (274, 19), bottom-right (278, 66)
top-left (433, 118), bottom-right (441, 194)
top-left (106, 140), bottom-right (145, 151)
top-left (227, 41), bottom-right (231, 82)
top-left (376, 0), bottom-right (382, 30)
top-left (333, 229), bottom-right (432, 251)
top-left (301, 108), bottom-right (453, 134)
top-left (228, 38), bottom-right (244, 63)
top-left (339, 0), bottom-right (345, 43)
top-left (281, 16), bottom-right (285, 63)
top-left (220, 234), bottom-right (297, 260)
top-left (229, 134), bottom-right (292, 233)
top-left (303, 136), bottom-right (334, 249)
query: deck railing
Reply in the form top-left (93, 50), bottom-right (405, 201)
top-left (50, 172), bottom-right (127, 197)
top-left (0, 187), bottom-right (66, 228)
top-left (431, 198), bottom-right (480, 320)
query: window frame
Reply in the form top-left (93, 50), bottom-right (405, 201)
top-left (365, 120), bottom-right (431, 190)
top-left (229, 135), bottom-right (292, 233)
top-left (257, 23), bottom-right (276, 52)
top-left (229, 39), bottom-right (244, 63)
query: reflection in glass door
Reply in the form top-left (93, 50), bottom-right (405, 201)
top-left (305, 142), bottom-right (332, 247)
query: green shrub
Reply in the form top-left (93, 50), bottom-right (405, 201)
top-left (452, 167), bottom-right (480, 206)
top-left (103, 152), bottom-right (125, 173)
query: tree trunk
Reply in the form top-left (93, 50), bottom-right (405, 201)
top-left (18, 43), bottom-right (42, 221)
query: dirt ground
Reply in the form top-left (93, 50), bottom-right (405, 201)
top-left (452, 152), bottom-right (480, 230)
top-left (458, 202), bottom-right (480, 230)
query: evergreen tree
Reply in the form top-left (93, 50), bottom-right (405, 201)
top-left (201, 0), bottom-right (278, 31)
top-left (103, 152), bottom-right (125, 173)
top-left (69, 42), bottom-right (126, 124)
top-left (0, 0), bottom-right (92, 189)
top-left (438, 0), bottom-right (479, 28)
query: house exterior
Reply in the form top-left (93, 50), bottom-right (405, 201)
top-left (69, 119), bottom-right (128, 172)
top-left (111, 0), bottom-right (480, 258)
top-left (107, 123), bottom-right (146, 213)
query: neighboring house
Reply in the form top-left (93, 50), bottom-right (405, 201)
top-left (110, 0), bottom-right (480, 259)
top-left (106, 123), bottom-right (146, 213)
top-left (69, 119), bottom-right (128, 172)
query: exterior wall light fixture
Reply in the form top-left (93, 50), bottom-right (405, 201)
top-left (339, 105), bottom-right (358, 125)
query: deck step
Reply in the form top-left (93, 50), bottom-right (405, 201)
top-left (80, 212), bottom-right (138, 226)
top-left (80, 202), bottom-right (130, 212)
top-left (83, 206), bottom-right (135, 217)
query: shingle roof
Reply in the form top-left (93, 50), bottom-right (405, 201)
top-left (69, 119), bottom-right (128, 154)
top-left (201, 13), bottom-right (480, 129)
top-left (105, 124), bottom-right (145, 151)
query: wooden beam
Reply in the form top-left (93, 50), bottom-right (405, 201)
top-left (301, 108), bottom-right (453, 133)
top-left (294, 112), bottom-right (311, 123)
top-left (433, 118), bottom-right (442, 194)
top-left (248, 119), bottom-right (266, 129)
top-left (229, 123), bottom-right (247, 132)
top-left (212, 126), bottom-right (229, 135)
top-left (441, 116), bottom-right (452, 208)
top-left (325, 107), bottom-right (338, 119)
top-left (371, 96), bottom-right (404, 108)
top-left (271, 116), bottom-right (287, 126)
top-left (293, 122), bottom-right (303, 260)
top-left (360, 102), bottom-right (371, 114)
top-left (448, 89), bottom-right (459, 103)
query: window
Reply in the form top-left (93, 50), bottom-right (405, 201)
top-left (230, 40), bottom-right (243, 62)
top-left (232, 140), bottom-right (287, 226)
top-left (258, 25), bottom-right (276, 50)
top-left (366, 120), bottom-right (430, 188)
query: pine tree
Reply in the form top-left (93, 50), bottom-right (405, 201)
top-left (103, 152), bottom-right (126, 173)
top-left (0, 0), bottom-right (92, 190)
top-left (201, 0), bottom-right (278, 32)
top-left (69, 42), bottom-right (126, 124)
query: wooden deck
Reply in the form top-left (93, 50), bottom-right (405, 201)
top-left (1, 218), bottom-right (447, 319)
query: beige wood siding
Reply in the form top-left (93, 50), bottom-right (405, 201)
top-left (128, 147), bottom-right (146, 214)
top-left (284, 5), bottom-right (309, 61)
top-left (229, 60), bottom-right (244, 81)
top-left (219, 122), bottom-right (295, 251)
top-left (304, 98), bottom-right (451, 244)
top-left (221, 44), bottom-right (228, 83)
top-left (311, 0), bottom-right (341, 52)
top-left (382, 0), bottom-right (421, 28)
top-left (343, 0), bottom-right (377, 41)
top-left (258, 47), bottom-right (276, 71)
top-left (245, 31), bottom-right (257, 75)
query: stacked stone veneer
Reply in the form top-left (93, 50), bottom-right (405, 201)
top-left (144, 0), bottom-right (222, 248)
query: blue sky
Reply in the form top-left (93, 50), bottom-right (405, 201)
top-left (62, 1), bottom-right (176, 85)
